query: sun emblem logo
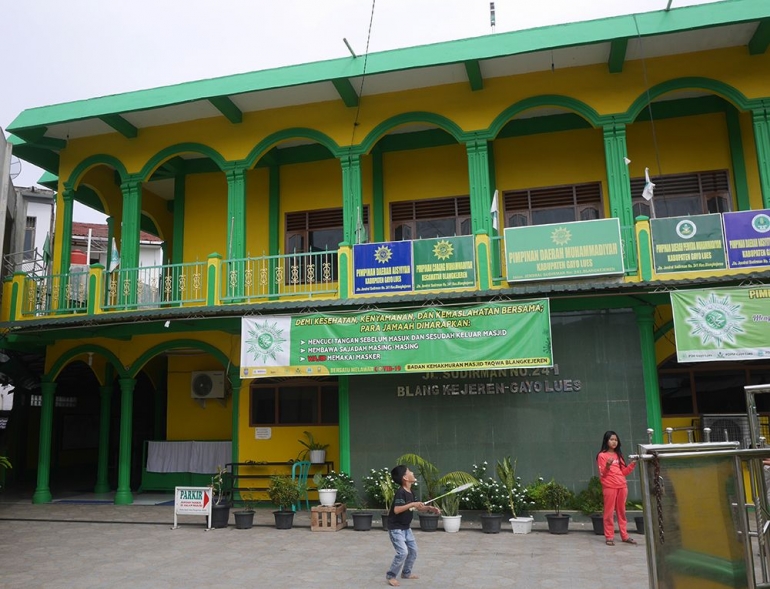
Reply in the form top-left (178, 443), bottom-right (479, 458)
top-left (432, 240), bottom-right (453, 261)
top-left (245, 320), bottom-right (288, 363)
top-left (374, 245), bottom-right (393, 264)
top-left (684, 292), bottom-right (745, 348)
top-left (752, 214), bottom-right (770, 234)
top-left (676, 220), bottom-right (697, 239)
top-left (550, 227), bottom-right (572, 246)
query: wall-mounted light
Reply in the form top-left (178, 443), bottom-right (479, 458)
top-left (87, 352), bottom-right (93, 366)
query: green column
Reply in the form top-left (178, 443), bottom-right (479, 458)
top-left (466, 138), bottom-right (493, 235)
top-left (120, 179), bottom-right (142, 271)
top-left (225, 165), bottom-right (247, 260)
top-left (752, 102), bottom-right (770, 208)
top-left (58, 189), bottom-right (74, 276)
top-left (635, 306), bottom-right (662, 444)
top-left (338, 376), bottom-right (350, 474)
top-left (372, 147), bottom-right (384, 243)
top-left (268, 165), bottom-right (280, 256)
top-left (114, 377), bottom-right (135, 505)
top-left (603, 123), bottom-right (637, 272)
top-left (172, 173), bottom-right (186, 264)
top-left (725, 104), bottom-right (750, 211)
top-left (340, 152), bottom-right (363, 244)
top-left (229, 369), bottom-right (241, 465)
top-left (94, 384), bottom-right (112, 494)
top-left (32, 380), bottom-right (56, 504)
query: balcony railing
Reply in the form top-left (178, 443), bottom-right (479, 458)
top-left (221, 250), bottom-right (338, 303)
top-left (22, 271), bottom-right (89, 316)
top-left (102, 262), bottom-right (207, 310)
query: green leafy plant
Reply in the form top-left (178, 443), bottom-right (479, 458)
top-left (0, 456), bottom-right (11, 470)
top-left (362, 467), bottom-right (401, 509)
top-left (268, 475), bottom-right (303, 512)
top-left (238, 490), bottom-right (259, 512)
top-left (496, 456), bottom-right (531, 518)
top-left (313, 470), bottom-right (357, 504)
top-left (525, 477), bottom-right (549, 510)
top-left (441, 491), bottom-right (460, 517)
top-left (395, 453), bottom-right (477, 501)
top-left (210, 465), bottom-right (230, 506)
top-left (543, 479), bottom-right (573, 516)
top-left (380, 477), bottom-right (396, 512)
top-left (298, 431), bottom-right (329, 460)
top-left (576, 476), bottom-right (604, 515)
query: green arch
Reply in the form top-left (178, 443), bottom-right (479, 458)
top-left (46, 344), bottom-right (128, 383)
top-left (128, 339), bottom-right (230, 378)
top-left (487, 95), bottom-right (603, 139)
top-left (625, 77), bottom-right (751, 123)
top-left (138, 143), bottom-right (229, 182)
top-left (65, 154), bottom-right (129, 191)
top-left (243, 128), bottom-right (341, 169)
top-left (358, 112), bottom-right (468, 155)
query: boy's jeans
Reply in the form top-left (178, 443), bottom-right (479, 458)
top-left (387, 528), bottom-right (417, 580)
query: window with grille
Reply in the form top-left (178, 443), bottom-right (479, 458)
top-left (630, 170), bottom-right (731, 219)
top-left (23, 217), bottom-right (37, 261)
top-left (390, 196), bottom-right (471, 240)
top-left (285, 207), bottom-right (369, 283)
top-left (502, 182), bottom-right (603, 228)
top-left (250, 380), bottom-right (339, 425)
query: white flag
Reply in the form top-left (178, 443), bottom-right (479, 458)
top-left (490, 190), bottom-right (499, 231)
top-left (108, 238), bottom-right (121, 272)
top-left (642, 167), bottom-right (655, 201)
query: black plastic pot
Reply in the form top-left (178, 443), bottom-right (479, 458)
top-left (381, 513), bottom-right (389, 530)
top-left (352, 512), bottom-right (373, 531)
top-left (480, 513), bottom-right (504, 534)
top-left (273, 510), bottom-right (295, 529)
top-left (590, 513), bottom-right (604, 535)
top-left (211, 502), bottom-right (231, 529)
top-left (635, 515), bottom-right (644, 534)
top-left (418, 513), bottom-right (440, 532)
top-left (234, 510), bottom-right (255, 530)
top-left (545, 513), bottom-right (570, 534)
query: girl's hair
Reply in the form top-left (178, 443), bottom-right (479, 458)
top-left (598, 430), bottom-right (626, 466)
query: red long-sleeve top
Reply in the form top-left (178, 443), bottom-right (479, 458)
top-left (597, 451), bottom-right (636, 489)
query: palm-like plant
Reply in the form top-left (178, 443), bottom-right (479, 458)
top-left (395, 453), bottom-right (477, 501)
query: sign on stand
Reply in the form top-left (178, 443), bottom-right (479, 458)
top-left (172, 486), bottom-right (212, 530)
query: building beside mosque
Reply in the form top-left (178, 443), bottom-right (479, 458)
top-left (2, 0), bottom-right (770, 504)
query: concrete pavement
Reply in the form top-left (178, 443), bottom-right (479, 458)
top-left (0, 495), bottom-right (649, 589)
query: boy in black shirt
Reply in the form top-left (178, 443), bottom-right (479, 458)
top-left (385, 464), bottom-right (440, 587)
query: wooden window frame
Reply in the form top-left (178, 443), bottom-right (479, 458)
top-left (631, 170), bottom-right (731, 219)
top-left (502, 182), bottom-right (603, 228)
top-left (390, 196), bottom-right (471, 240)
top-left (249, 379), bottom-right (339, 426)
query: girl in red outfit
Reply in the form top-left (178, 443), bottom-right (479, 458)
top-left (597, 430), bottom-right (637, 546)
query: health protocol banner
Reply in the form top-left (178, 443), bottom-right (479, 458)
top-left (671, 287), bottom-right (770, 362)
top-left (240, 301), bottom-right (553, 378)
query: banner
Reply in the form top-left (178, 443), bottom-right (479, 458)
top-left (413, 236), bottom-right (476, 291)
top-left (671, 287), bottom-right (770, 362)
top-left (651, 214), bottom-right (726, 273)
top-left (504, 218), bottom-right (624, 282)
top-left (240, 301), bottom-right (553, 378)
top-left (353, 241), bottom-right (413, 294)
top-left (723, 209), bottom-right (770, 269)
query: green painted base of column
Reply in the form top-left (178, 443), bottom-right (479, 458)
top-left (32, 488), bottom-right (53, 504)
top-left (93, 482), bottom-right (111, 494)
top-left (114, 489), bottom-right (134, 505)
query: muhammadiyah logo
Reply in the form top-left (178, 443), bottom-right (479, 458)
top-left (374, 245), bottom-right (393, 264)
top-left (752, 214), bottom-right (770, 234)
top-left (676, 220), bottom-right (697, 239)
top-left (550, 227), bottom-right (572, 246)
top-left (245, 320), bottom-right (288, 363)
top-left (684, 292), bottom-right (745, 348)
top-left (432, 240), bottom-right (454, 260)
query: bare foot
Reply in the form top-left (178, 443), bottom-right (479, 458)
top-left (387, 578), bottom-right (400, 586)
top-left (401, 574), bottom-right (420, 579)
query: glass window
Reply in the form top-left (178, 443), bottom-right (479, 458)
top-left (631, 170), bottom-right (731, 218)
top-left (250, 381), bottom-right (338, 426)
top-left (660, 374), bottom-right (693, 415)
top-left (390, 197), bottom-right (471, 240)
top-left (503, 182), bottom-right (603, 228)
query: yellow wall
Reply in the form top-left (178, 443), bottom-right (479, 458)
top-left (245, 167), bottom-right (270, 256)
top-left (184, 172), bottom-right (228, 260)
top-left (166, 355), bottom-right (230, 440)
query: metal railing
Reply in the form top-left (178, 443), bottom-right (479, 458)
top-left (102, 261), bottom-right (207, 310)
top-left (21, 271), bottom-right (89, 316)
top-left (221, 250), bottom-right (338, 303)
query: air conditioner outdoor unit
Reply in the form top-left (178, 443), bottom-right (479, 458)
top-left (701, 413), bottom-right (751, 448)
top-left (190, 371), bottom-right (225, 399)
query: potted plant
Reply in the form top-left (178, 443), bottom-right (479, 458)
top-left (379, 477), bottom-right (396, 530)
top-left (440, 491), bottom-right (462, 532)
top-left (312, 470), bottom-right (356, 506)
top-left (210, 465), bottom-right (232, 529)
top-left (362, 467), bottom-right (399, 530)
top-left (627, 500), bottom-right (645, 534)
top-left (298, 431), bottom-right (329, 464)
top-left (497, 456), bottom-right (534, 534)
top-left (268, 475), bottom-right (303, 529)
top-left (396, 453), bottom-right (477, 532)
top-left (313, 471), bottom-right (338, 506)
top-left (351, 495), bottom-right (374, 531)
top-left (543, 479), bottom-right (572, 534)
top-left (234, 490), bottom-right (257, 530)
top-left (576, 476), bottom-right (605, 535)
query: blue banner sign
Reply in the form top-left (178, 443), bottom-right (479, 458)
top-left (723, 209), bottom-right (770, 269)
top-left (353, 241), bottom-right (414, 294)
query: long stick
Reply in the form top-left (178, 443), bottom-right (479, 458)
top-left (423, 482), bottom-right (474, 505)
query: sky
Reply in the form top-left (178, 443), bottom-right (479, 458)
top-left (1, 0), bottom-right (724, 222)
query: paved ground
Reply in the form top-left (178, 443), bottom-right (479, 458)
top-left (0, 492), bottom-right (650, 589)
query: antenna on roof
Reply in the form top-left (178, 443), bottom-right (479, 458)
top-left (343, 38), bottom-right (357, 58)
top-left (490, 2), bottom-right (496, 32)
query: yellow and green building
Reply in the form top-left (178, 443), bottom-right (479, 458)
top-left (3, 0), bottom-right (770, 503)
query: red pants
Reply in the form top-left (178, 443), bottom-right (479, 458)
top-left (602, 486), bottom-right (629, 540)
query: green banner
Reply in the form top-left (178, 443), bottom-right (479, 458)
top-left (504, 219), bottom-right (624, 282)
top-left (671, 287), bottom-right (770, 362)
top-left (651, 214), bottom-right (726, 273)
top-left (240, 301), bottom-right (553, 378)
top-left (413, 236), bottom-right (476, 291)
